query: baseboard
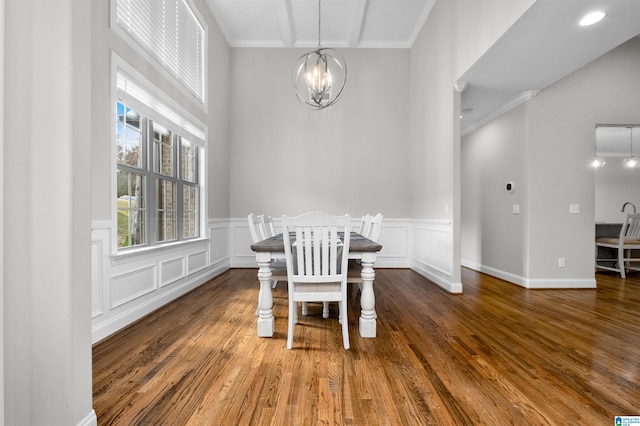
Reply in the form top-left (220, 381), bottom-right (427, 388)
top-left (461, 260), bottom-right (597, 289)
top-left (523, 278), bottom-right (597, 289)
top-left (77, 410), bottom-right (97, 426)
top-left (411, 260), bottom-right (463, 293)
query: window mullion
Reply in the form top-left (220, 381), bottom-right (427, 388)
top-left (145, 117), bottom-right (158, 245)
top-left (176, 134), bottom-right (184, 240)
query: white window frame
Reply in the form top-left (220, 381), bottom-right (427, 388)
top-left (110, 0), bottom-right (208, 112)
top-left (111, 52), bottom-right (207, 256)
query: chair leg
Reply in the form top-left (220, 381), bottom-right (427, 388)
top-left (287, 299), bottom-right (295, 349)
top-left (323, 302), bottom-right (329, 319)
top-left (619, 248), bottom-right (627, 278)
top-left (340, 300), bottom-right (349, 350)
top-left (301, 302), bottom-right (308, 316)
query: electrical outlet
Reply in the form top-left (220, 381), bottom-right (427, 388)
top-left (569, 204), bottom-right (580, 214)
top-left (558, 257), bottom-right (566, 268)
top-left (513, 204), bottom-right (520, 214)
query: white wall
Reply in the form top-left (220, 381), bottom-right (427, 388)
top-left (461, 36), bottom-right (640, 287)
top-left (3, 0), bottom-right (94, 424)
top-left (229, 48), bottom-right (411, 219)
top-left (461, 104), bottom-right (529, 281)
top-left (408, 0), bottom-right (534, 291)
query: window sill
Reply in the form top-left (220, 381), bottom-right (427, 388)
top-left (111, 237), bottom-right (210, 263)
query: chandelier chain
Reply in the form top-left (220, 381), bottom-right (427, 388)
top-left (317, 0), bottom-right (322, 48)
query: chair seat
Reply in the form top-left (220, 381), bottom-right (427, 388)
top-left (596, 237), bottom-right (640, 246)
top-left (347, 263), bottom-right (362, 283)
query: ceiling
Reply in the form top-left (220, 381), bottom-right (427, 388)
top-left (205, 0), bottom-right (436, 48)
top-left (205, 0), bottom-right (640, 134)
top-left (458, 0), bottom-right (640, 135)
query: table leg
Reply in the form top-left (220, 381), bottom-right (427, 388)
top-left (257, 256), bottom-right (274, 337)
top-left (359, 255), bottom-right (376, 338)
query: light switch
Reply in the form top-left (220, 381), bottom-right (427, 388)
top-left (570, 204), bottom-right (580, 214)
top-left (513, 204), bottom-right (520, 214)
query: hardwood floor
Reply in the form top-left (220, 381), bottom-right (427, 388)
top-left (93, 268), bottom-right (640, 425)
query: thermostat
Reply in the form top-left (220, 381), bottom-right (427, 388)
top-left (506, 181), bottom-right (514, 192)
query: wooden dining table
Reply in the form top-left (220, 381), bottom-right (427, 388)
top-left (250, 232), bottom-right (383, 338)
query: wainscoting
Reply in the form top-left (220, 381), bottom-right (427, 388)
top-left (91, 219), bottom-right (231, 344)
top-left (229, 217), bottom-right (460, 293)
top-left (91, 217), bottom-right (458, 342)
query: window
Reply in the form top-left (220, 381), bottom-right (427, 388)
top-left (114, 0), bottom-right (206, 105)
top-left (114, 61), bottom-right (205, 251)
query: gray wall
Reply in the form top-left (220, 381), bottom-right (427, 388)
top-left (229, 48), bottom-right (411, 219)
top-left (462, 36), bottom-right (640, 282)
top-left (461, 104), bottom-right (528, 277)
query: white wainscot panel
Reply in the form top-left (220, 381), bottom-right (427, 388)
top-left (111, 266), bottom-right (157, 309)
top-left (375, 223), bottom-right (409, 267)
top-left (188, 250), bottom-right (208, 275)
top-left (412, 222), bottom-right (452, 275)
top-left (210, 225), bottom-right (230, 264)
top-left (91, 239), bottom-right (103, 318)
top-left (160, 256), bottom-right (185, 287)
top-left (235, 227), bottom-right (254, 257)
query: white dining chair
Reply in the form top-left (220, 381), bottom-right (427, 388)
top-left (248, 213), bottom-right (287, 302)
top-left (596, 213), bottom-right (640, 278)
top-left (248, 213), bottom-right (269, 243)
top-left (261, 215), bottom-right (278, 238)
top-left (358, 214), bottom-right (371, 235)
top-left (282, 211), bottom-right (351, 350)
top-left (365, 213), bottom-right (383, 242)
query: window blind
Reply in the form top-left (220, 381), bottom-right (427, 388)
top-left (116, 0), bottom-right (205, 104)
top-left (117, 70), bottom-right (206, 144)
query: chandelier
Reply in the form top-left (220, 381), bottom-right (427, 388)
top-left (292, 0), bottom-right (347, 110)
top-left (622, 126), bottom-right (640, 169)
top-left (591, 126), bottom-right (605, 168)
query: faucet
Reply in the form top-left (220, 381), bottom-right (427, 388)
top-left (621, 202), bottom-right (636, 214)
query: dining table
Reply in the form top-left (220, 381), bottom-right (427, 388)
top-left (250, 232), bottom-right (383, 338)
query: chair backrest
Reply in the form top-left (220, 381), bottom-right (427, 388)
top-left (282, 212), bottom-right (351, 282)
top-left (358, 214), bottom-right (371, 235)
top-left (621, 213), bottom-right (640, 241)
top-left (261, 215), bottom-right (277, 238)
top-left (248, 213), bottom-right (269, 243)
top-left (366, 213), bottom-right (384, 242)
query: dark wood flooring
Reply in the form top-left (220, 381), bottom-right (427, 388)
top-left (93, 268), bottom-right (640, 425)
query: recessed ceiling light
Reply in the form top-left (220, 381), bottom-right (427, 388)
top-left (579, 11), bottom-right (606, 26)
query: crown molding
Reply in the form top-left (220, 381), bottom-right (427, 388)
top-left (462, 90), bottom-right (540, 136)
